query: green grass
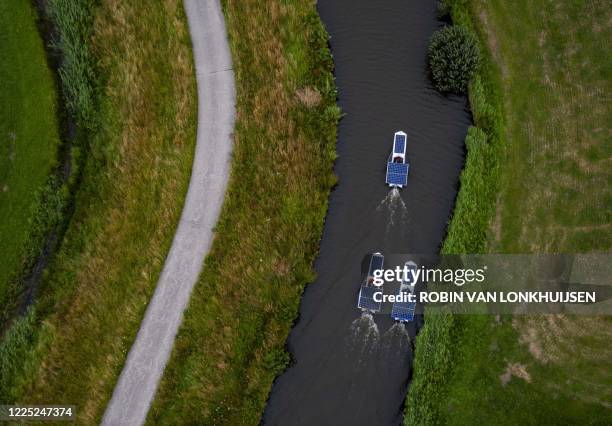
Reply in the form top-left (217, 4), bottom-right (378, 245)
top-left (484, 0), bottom-right (611, 253)
top-left (147, 0), bottom-right (339, 423)
top-left (47, 0), bottom-right (97, 131)
top-left (0, 0), bottom-right (61, 320)
top-left (0, 0), bottom-right (198, 423)
top-left (406, 0), bottom-right (612, 423)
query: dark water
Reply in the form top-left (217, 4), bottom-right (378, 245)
top-left (264, 1), bottom-right (470, 424)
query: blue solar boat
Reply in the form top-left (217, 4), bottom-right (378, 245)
top-left (386, 131), bottom-right (409, 188)
top-left (391, 261), bottom-right (418, 322)
top-left (357, 253), bottom-right (385, 313)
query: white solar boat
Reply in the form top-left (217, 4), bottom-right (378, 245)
top-left (390, 261), bottom-right (418, 322)
top-left (386, 131), bottom-right (409, 188)
top-left (357, 253), bottom-right (385, 313)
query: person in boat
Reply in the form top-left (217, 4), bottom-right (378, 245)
top-left (393, 156), bottom-right (402, 163)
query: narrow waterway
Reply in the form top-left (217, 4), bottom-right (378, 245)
top-left (264, 1), bottom-right (471, 424)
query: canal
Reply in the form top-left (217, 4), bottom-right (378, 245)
top-left (264, 0), bottom-right (471, 424)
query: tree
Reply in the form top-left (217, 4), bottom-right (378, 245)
top-left (428, 25), bottom-right (480, 93)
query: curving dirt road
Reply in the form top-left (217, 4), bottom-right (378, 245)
top-left (101, 1), bottom-right (235, 424)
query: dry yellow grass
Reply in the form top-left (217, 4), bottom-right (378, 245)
top-left (514, 314), bottom-right (612, 408)
top-left (147, 0), bottom-right (339, 423)
top-left (9, 0), bottom-right (197, 423)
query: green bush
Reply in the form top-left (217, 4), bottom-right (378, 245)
top-left (428, 25), bottom-right (480, 93)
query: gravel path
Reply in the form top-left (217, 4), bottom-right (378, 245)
top-left (101, 1), bottom-right (235, 424)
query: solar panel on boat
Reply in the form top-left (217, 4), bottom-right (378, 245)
top-left (369, 254), bottom-right (384, 273)
top-left (386, 163), bottom-right (409, 186)
top-left (387, 162), bottom-right (408, 175)
top-left (358, 286), bottom-right (382, 312)
top-left (394, 135), bottom-right (406, 153)
top-left (387, 173), bottom-right (406, 186)
top-left (391, 301), bottom-right (416, 322)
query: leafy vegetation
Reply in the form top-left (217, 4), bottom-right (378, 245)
top-left (429, 25), bottom-right (480, 93)
top-left (407, 0), bottom-right (612, 423)
top-left (148, 0), bottom-right (339, 423)
top-left (48, 0), bottom-right (98, 130)
top-left (1, 1), bottom-right (198, 424)
top-left (0, 0), bottom-right (61, 323)
top-left (406, 3), bottom-right (503, 422)
top-left (442, 125), bottom-right (497, 253)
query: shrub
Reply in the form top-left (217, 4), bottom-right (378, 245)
top-left (428, 25), bottom-right (480, 93)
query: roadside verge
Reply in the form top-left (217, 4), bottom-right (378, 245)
top-left (101, 1), bottom-right (236, 424)
top-left (146, 0), bottom-right (340, 423)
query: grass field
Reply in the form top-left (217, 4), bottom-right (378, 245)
top-left (147, 0), bottom-right (339, 423)
top-left (0, 0), bottom-right (61, 319)
top-left (406, 0), bottom-right (612, 423)
top-left (0, 0), bottom-right (197, 423)
top-left (486, 0), bottom-right (611, 253)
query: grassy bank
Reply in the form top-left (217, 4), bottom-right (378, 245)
top-left (0, 0), bottom-right (197, 423)
top-left (406, 0), bottom-right (611, 423)
top-left (148, 0), bottom-right (339, 423)
top-left (0, 0), bottom-right (61, 321)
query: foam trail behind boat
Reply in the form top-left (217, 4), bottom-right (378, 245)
top-left (377, 188), bottom-right (408, 234)
top-left (347, 312), bottom-right (380, 362)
